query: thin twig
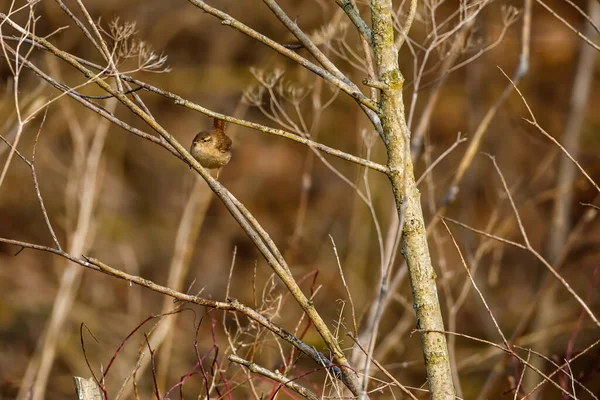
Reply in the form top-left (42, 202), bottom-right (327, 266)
top-left (441, 219), bottom-right (509, 348)
top-left (186, 0), bottom-right (377, 111)
top-left (228, 355), bottom-right (319, 400)
top-left (487, 154), bottom-right (599, 327)
top-left (348, 334), bottom-right (420, 400)
top-left (329, 235), bottom-right (357, 336)
top-left (499, 67), bottom-right (600, 194)
top-left (335, 0), bottom-right (373, 44)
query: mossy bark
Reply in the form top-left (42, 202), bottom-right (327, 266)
top-left (371, 0), bottom-right (455, 398)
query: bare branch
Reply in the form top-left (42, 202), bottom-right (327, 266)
top-left (186, 0), bottom-right (377, 112)
top-left (228, 355), bottom-right (319, 400)
top-left (335, 0), bottom-right (373, 44)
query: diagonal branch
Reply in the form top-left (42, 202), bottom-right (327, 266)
top-left (124, 76), bottom-right (388, 174)
top-left (186, 0), bottom-right (377, 112)
top-left (0, 42), bottom-right (183, 160)
top-left (263, 0), bottom-right (350, 82)
top-left (0, 237), bottom-right (348, 382)
top-left (0, 15), bottom-right (362, 395)
top-left (335, 0), bottom-right (373, 44)
top-left (229, 355), bottom-right (319, 400)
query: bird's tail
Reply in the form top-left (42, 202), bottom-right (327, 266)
top-left (213, 118), bottom-right (226, 131)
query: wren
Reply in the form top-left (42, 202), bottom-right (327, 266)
top-left (190, 118), bottom-right (232, 178)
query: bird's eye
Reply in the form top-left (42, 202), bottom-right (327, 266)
top-left (202, 136), bottom-right (212, 142)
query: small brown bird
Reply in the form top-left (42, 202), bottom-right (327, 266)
top-left (190, 118), bottom-right (232, 178)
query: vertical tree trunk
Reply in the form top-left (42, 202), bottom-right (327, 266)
top-left (371, 0), bottom-right (455, 398)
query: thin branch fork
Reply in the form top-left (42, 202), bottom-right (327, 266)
top-left (185, 0), bottom-right (377, 112)
top-left (262, 0), bottom-right (348, 82)
top-left (335, 0), bottom-right (373, 44)
top-left (188, 0), bottom-right (384, 137)
top-left (228, 355), bottom-right (319, 400)
top-left (0, 42), bottom-right (183, 161)
top-left (443, 157), bottom-right (600, 329)
top-left (187, 0), bottom-right (384, 138)
top-left (415, 329), bottom-right (590, 400)
top-left (0, 125), bottom-right (61, 252)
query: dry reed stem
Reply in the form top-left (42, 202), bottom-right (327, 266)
top-left (18, 98), bottom-right (114, 400)
top-left (117, 176), bottom-right (213, 397)
top-left (528, 0), bottom-right (600, 389)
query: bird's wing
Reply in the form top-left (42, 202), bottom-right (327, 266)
top-left (220, 134), bottom-right (233, 152)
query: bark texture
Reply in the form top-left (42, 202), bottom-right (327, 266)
top-left (371, 0), bottom-right (455, 398)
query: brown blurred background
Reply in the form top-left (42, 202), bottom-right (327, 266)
top-left (0, 0), bottom-right (599, 398)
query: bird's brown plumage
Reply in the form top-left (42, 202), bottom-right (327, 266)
top-left (190, 118), bottom-right (232, 171)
